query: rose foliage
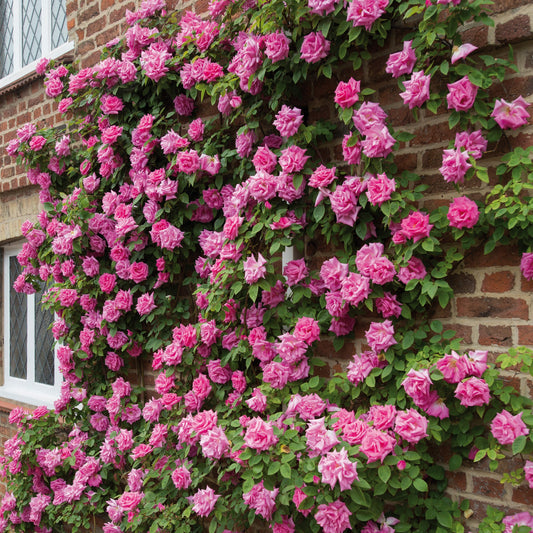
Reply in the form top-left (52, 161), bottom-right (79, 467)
top-left (2, 0), bottom-right (533, 531)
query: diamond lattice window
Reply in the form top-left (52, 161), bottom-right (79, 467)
top-left (2, 246), bottom-right (60, 407)
top-left (0, 0), bottom-right (70, 87)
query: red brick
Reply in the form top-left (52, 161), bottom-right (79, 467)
top-left (512, 485), bottom-right (533, 506)
top-left (481, 271), bottom-right (515, 293)
top-left (495, 15), bottom-right (532, 44)
top-left (517, 325), bottom-right (533, 345)
top-left (461, 25), bottom-right (489, 48)
top-left (444, 324), bottom-right (473, 344)
top-left (473, 477), bottom-right (505, 499)
top-left (446, 471), bottom-right (467, 491)
top-left (449, 273), bottom-right (476, 294)
top-left (479, 325), bottom-right (512, 346)
top-left (463, 245), bottom-right (520, 268)
top-left (456, 297), bottom-right (529, 319)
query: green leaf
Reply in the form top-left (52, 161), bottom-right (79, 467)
top-left (378, 465), bottom-right (391, 483)
top-left (413, 478), bottom-right (428, 492)
top-left (449, 454), bottom-right (462, 471)
top-left (437, 511), bottom-right (453, 529)
top-left (280, 463), bottom-right (292, 479)
top-left (512, 435), bottom-right (527, 455)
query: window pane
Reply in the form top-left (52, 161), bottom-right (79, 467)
top-left (22, 0), bottom-right (41, 67)
top-left (51, 0), bottom-right (67, 50)
top-left (0, 0), bottom-right (14, 77)
top-left (9, 257), bottom-right (27, 379)
top-left (34, 290), bottom-right (55, 385)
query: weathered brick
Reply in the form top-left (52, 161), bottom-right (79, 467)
top-left (479, 325), bottom-right (513, 346)
top-left (496, 14), bottom-right (532, 44)
top-left (481, 271), bottom-right (515, 293)
top-left (456, 297), bottom-right (529, 319)
top-left (449, 273), bottom-right (476, 294)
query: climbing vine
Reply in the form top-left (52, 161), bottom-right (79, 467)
top-left (2, 0), bottom-right (533, 531)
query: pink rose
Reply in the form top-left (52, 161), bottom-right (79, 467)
top-left (99, 273), bottom-right (117, 293)
top-left (264, 32), bottom-right (290, 63)
top-left (294, 317), bottom-right (320, 344)
top-left (454, 377), bottom-right (490, 407)
top-left (400, 211), bottom-right (432, 242)
top-left (188, 486), bottom-right (219, 517)
top-left (439, 148), bottom-right (472, 184)
top-left (451, 43), bottom-right (478, 64)
top-left (172, 466), bottom-right (191, 489)
top-left (273, 105), bottom-right (303, 138)
top-left (399, 71), bottom-right (431, 109)
top-left (359, 428), bottom-right (396, 463)
top-left (365, 320), bottom-right (396, 353)
top-left (244, 417), bottom-right (278, 450)
top-left (284, 259), bottom-right (308, 286)
top-left (490, 410), bottom-right (529, 445)
top-left (520, 252), bottom-right (533, 280)
top-left (130, 262), bottom-right (149, 283)
top-left (300, 32), bottom-right (330, 64)
top-left (334, 78), bottom-right (361, 108)
top-left (101, 95), bottom-right (124, 114)
top-left (447, 196), bottom-right (479, 229)
top-left (447, 76), bottom-right (478, 112)
top-left (395, 409), bottom-right (428, 443)
top-left (386, 40), bottom-right (416, 78)
top-left (366, 173), bottom-right (395, 206)
top-left (491, 96), bottom-right (530, 129)
top-left (347, 0), bottom-right (389, 30)
top-left (318, 448), bottom-right (358, 491)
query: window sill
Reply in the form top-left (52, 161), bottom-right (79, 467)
top-left (0, 385), bottom-right (58, 410)
top-left (0, 41), bottom-right (75, 96)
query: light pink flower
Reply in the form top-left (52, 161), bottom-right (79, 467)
top-left (244, 417), bottom-right (278, 450)
top-left (318, 448), bottom-right (358, 491)
top-left (306, 417), bottom-right (339, 457)
top-left (447, 76), bottom-right (478, 112)
top-left (347, 0), bottom-right (389, 30)
top-left (386, 40), bottom-right (416, 78)
top-left (242, 481), bottom-right (279, 520)
top-left (188, 486), bottom-right (219, 517)
top-left (455, 377), bottom-right (490, 407)
top-left (264, 32), bottom-right (290, 62)
top-left (447, 196), bottom-right (479, 229)
top-left (335, 78), bottom-right (361, 108)
top-left (359, 428), bottom-right (396, 463)
top-left (400, 71), bottom-right (431, 109)
top-left (365, 320), bottom-right (396, 353)
top-left (401, 369), bottom-right (433, 409)
top-left (439, 148), bottom-right (472, 184)
top-left (243, 253), bottom-right (267, 284)
top-left (521, 252), bottom-right (533, 280)
top-left (451, 43), bottom-right (478, 64)
top-left (394, 409), bottom-right (428, 443)
top-left (366, 173), bottom-right (395, 206)
top-left (491, 96), bottom-right (530, 129)
top-left (273, 106), bottom-right (304, 138)
top-left (300, 32), bottom-right (330, 64)
top-left (490, 410), bottom-right (529, 445)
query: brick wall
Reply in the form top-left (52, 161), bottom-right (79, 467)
top-left (0, 0), bottom-right (531, 529)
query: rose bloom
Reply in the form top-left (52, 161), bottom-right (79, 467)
top-left (490, 409), bottom-right (529, 445)
top-left (264, 31), bottom-right (290, 63)
top-left (400, 210), bottom-right (432, 242)
top-left (359, 428), bottom-right (396, 463)
top-left (314, 500), bottom-right (352, 533)
top-left (244, 417), bottom-right (278, 450)
top-left (502, 512), bottom-right (533, 533)
top-left (394, 409), bottom-right (428, 444)
top-left (284, 258), bottom-right (308, 286)
top-left (436, 351), bottom-right (468, 383)
top-left (399, 71), bottom-right (431, 109)
top-left (334, 77), bottom-right (361, 108)
top-left (520, 252), bottom-right (533, 280)
top-left (300, 31), bottom-right (330, 64)
top-left (401, 369), bottom-right (433, 409)
top-left (386, 40), bottom-right (416, 78)
top-left (294, 316), bottom-right (320, 344)
top-left (447, 76), bottom-right (478, 112)
top-left (451, 43), bottom-right (478, 64)
top-left (172, 466), bottom-right (191, 489)
top-left (454, 377), bottom-right (490, 407)
top-left (347, 0), bottom-right (389, 30)
top-left (365, 320), bottom-right (396, 353)
top-left (491, 96), bottom-right (530, 129)
top-left (366, 173), bottom-right (395, 206)
top-left (524, 460), bottom-right (533, 489)
top-left (439, 148), bottom-right (472, 184)
top-left (318, 448), bottom-right (358, 491)
top-left (447, 196), bottom-right (479, 229)
top-left (188, 486), bottom-right (219, 517)
top-left (273, 105), bottom-right (304, 138)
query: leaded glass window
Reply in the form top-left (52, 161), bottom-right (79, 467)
top-left (2, 245), bottom-right (61, 407)
top-left (0, 0), bottom-right (71, 88)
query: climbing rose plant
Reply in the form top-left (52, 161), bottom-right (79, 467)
top-left (2, 0), bottom-right (533, 531)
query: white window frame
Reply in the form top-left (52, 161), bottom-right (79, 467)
top-left (1, 244), bottom-right (62, 408)
top-left (0, 0), bottom-right (74, 90)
